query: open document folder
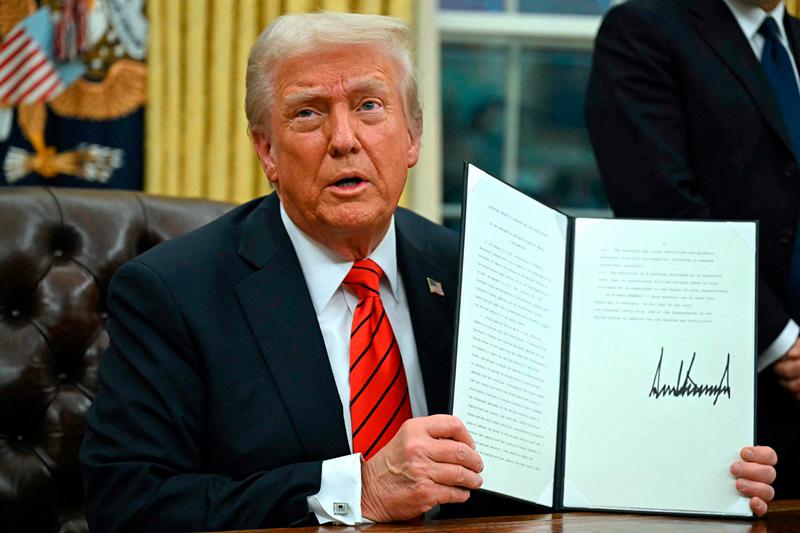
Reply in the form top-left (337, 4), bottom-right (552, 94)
top-left (450, 163), bottom-right (757, 517)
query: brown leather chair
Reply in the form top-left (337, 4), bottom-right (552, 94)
top-left (0, 187), bottom-right (235, 533)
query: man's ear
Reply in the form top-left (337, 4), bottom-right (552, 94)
top-left (251, 125), bottom-right (279, 188)
top-left (406, 128), bottom-right (421, 169)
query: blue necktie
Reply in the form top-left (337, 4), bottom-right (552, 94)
top-left (760, 17), bottom-right (800, 160)
top-left (760, 17), bottom-right (800, 316)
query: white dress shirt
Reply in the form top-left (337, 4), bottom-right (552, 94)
top-left (722, 0), bottom-right (800, 370)
top-left (279, 204), bottom-right (429, 524)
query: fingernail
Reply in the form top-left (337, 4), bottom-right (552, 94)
top-left (744, 449), bottom-right (755, 460)
top-left (731, 463), bottom-right (742, 476)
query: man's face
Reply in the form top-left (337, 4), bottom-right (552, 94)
top-left (252, 44), bottom-right (420, 253)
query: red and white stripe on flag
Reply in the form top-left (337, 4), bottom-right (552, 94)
top-left (0, 26), bottom-right (64, 106)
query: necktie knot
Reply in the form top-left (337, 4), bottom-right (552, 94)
top-left (759, 16), bottom-right (780, 40)
top-left (344, 258), bottom-right (383, 299)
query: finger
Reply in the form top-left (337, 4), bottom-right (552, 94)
top-left (774, 358), bottom-right (800, 379)
top-left (432, 484), bottom-right (471, 505)
top-left (774, 354), bottom-right (800, 373)
top-left (422, 415), bottom-right (475, 448)
top-left (787, 339), bottom-right (800, 358)
top-left (736, 478), bottom-right (775, 503)
top-left (730, 461), bottom-right (776, 484)
top-left (750, 497), bottom-right (769, 517)
top-left (779, 377), bottom-right (800, 393)
top-left (426, 438), bottom-right (483, 472)
top-left (428, 462), bottom-right (483, 490)
top-left (741, 446), bottom-right (778, 466)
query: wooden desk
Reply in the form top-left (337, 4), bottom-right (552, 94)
top-left (222, 500), bottom-right (800, 533)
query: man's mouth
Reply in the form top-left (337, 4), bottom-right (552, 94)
top-left (332, 176), bottom-right (366, 188)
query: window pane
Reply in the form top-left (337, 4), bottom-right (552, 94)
top-left (517, 48), bottom-right (607, 210)
top-left (441, 43), bottom-right (508, 220)
top-left (439, 0), bottom-right (505, 11)
top-left (440, 44), bottom-right (608, 229)
top-left (519, 0), bottom-right (614, 14)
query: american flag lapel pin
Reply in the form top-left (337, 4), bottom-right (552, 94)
top-left (427, 277), bottom-right (445, 296)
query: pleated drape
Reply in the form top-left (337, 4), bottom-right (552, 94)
top-left (789, 0), bottom-right (798, 17)
top-left (145, 0), bottom-right (414, 204)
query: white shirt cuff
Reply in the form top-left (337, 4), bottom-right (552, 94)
top-left (306, 453), bottom-right (364, 525)
top-left (758, 319), bottom-right (800, 372)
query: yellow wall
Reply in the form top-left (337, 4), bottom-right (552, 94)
top-left (145, 0), bottom-right (413, 203)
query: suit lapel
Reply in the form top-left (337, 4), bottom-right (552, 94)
top-left (396, 218), bottom-right (455, 416)
top-left (235, 194), bottom-right (350, 460)
top-left (688, 0), bottom-right (794, 156)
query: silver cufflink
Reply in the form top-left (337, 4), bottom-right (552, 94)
top-left (333, 502), bottom-right (350, 516)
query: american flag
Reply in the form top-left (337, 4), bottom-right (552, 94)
top-left (0, 7), bottom-right (84, 106)
top-left (427, 277), bottom-right (445, 296)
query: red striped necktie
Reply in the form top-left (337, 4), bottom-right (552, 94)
top-left (344, 259), bottom-right (412, 460)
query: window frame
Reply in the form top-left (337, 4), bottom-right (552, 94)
top-left (437, 3), bottom-right (617, 222)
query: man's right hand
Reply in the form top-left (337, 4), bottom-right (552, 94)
top-left (360, 414), bottom-right (483, 522)
top-left (774, 337), bottom-right (800, 400)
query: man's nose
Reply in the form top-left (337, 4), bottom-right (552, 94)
top-left (327, 105), bottom-right (362, 156)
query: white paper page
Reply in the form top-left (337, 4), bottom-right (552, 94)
top-left (452, 165), bottom-right (567, 506)
top-left (563, 219), bottom-right (755, 516)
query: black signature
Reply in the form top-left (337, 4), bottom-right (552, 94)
top-left (649, 347), bottom-right (731, 405)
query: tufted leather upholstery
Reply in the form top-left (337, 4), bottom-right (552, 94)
top-left (0, 187), bottom-right (235, 533)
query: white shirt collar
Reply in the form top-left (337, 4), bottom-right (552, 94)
top-left (279, 203), bottom-right (400, 314)
top-left (723, 0), bottom-right (787, 43)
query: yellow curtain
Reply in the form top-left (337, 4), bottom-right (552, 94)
top-left (789, 0), bottom-right (798, 16)
top-left (146, 0), bottom-right (414, 204)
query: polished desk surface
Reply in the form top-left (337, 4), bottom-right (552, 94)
top-left (221, 500), bottom-right (800, 533)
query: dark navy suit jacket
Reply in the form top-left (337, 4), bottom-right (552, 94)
top-left (586, 0), bottom-right (800, 497)
top-left (79, 193), bottom-right (462, 531)
top-left (80, 193), bottom-right (540, 531)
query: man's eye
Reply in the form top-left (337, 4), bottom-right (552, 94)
top-left (296, 109), bottom-right (315, 118)
top-left (360, 100), bottom-right (381, 111)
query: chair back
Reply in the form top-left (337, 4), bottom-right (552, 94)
top-left (0, 187), bottom-right (235, 533)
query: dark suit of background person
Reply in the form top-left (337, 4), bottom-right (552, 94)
top-left (585, 0), bottom-right (800, 497)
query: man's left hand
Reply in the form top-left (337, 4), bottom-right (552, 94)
top-left (730, 446), bottom-right (777, 517)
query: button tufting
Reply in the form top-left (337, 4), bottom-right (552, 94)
top-left (0, 187), bottom-right (237, 531)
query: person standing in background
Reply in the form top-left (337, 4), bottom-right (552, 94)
top-left (586, 0), bottom-right (800, 497)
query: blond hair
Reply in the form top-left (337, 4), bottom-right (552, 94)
top-left (245, 12), bottom-right (422, 138)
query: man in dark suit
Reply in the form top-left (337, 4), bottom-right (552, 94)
top-left (586, 0), bottom-right (800, 497)
top-left (80, 12), bottom-right (487, 531)
top-left (80, 10), bottom-right (778, 532)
